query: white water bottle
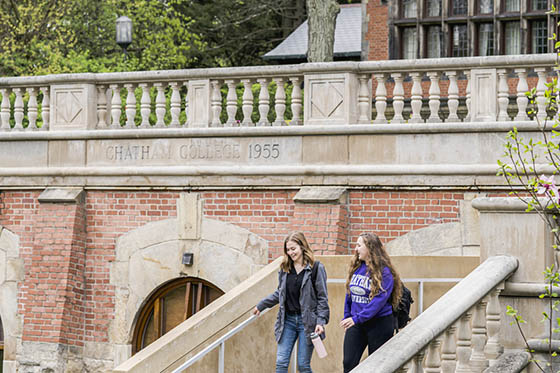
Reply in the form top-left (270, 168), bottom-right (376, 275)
top-left (310, 332), bottom-right (327, 358)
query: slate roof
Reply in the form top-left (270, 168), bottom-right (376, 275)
top-left (263, 4), bottom-right (362, 61)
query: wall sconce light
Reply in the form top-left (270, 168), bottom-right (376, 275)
top-left (182, 252), bottom-right (194, 266)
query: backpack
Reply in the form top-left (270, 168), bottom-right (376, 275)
top-left (393, 284), bottom-right (413, 332)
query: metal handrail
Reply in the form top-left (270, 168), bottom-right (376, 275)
top-left (171, 308), bottom-right (271, 373)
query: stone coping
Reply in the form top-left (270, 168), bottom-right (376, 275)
top-left (352, 255), bottom-right (519, 373)
top-left (0, 54), bottom-right (554, 85)
top-left (0, 164), bottom-right (543, 177)
top-left (0, 121), bottom-right (544, 140)
top-left (472, 197), bottom-right (552, 212)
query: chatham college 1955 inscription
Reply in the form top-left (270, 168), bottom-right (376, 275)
top-left (87, 137), bottom-right (301, 166)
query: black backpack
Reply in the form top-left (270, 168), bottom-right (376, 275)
top-left (393, 284), bottom-right (413, 332)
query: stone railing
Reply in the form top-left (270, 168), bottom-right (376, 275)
top-left (352, 255), bottom-right (519, 373)
top-left (0, 54), bottom-right (556, 131)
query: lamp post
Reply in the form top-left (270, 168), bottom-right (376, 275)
top-left (116, 16), bottom-right (132, 58)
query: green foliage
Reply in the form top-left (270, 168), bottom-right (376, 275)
top-left (0, 0), bottom-right (303, 76)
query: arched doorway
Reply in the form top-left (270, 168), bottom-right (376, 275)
top-left (132, 277), bottom-right (224, 354)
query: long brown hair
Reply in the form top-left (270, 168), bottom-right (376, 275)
top-left (281, 232), bottom-right (315, 272)
top-left (345, 233), bottom-right (402, 309)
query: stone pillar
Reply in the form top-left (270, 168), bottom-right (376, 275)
top-left (50, 84), bottom-right (98, 130)
top-left (187, 80), bottom-right (212, 128)
top-left (18, 188), bottom-right (86, 372)
top-left (303, 72), bottom-right (366, 125)
top-left (469, 69), bottom-right (497, 122)
top-left (292, 187), bottom-right (348, 254)
top-left (472, 197), bottom-right (555, 358)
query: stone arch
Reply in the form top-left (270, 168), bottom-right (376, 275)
top-left (0, 226), bottom-right (22, 373)
top-left (109, 206), bottom-right (268, 366)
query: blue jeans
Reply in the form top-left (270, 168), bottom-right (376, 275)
top-left (276, 312), bottom-right (314, 373)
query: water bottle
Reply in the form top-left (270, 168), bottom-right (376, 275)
top-left (310, 332), bottom-right (327, 358)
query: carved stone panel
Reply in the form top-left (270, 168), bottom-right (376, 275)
top-left (50, 84), bottom-right (97, 130)
top-left (470, 69), bottom-right (497, 122)
top-left (304, 73), bottom-right (359, 125)
top-left (187, 79), bottom-right (211, 128)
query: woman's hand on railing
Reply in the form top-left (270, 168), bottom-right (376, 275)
top-left (340, 317), bottom-right (355, 330)
top-left (252, 306), bottom-right (261, 316)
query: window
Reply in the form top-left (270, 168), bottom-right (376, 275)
top-left (452, 0), bottom-right (468, 15)
top-left (426, 0), bottom-right (442, 17)
top-left (402, 27), bottom-right (418, 58)
top-left (479, 0), bottom-right (493, 14)
top-left (427, 26), bottom-right (443, 57)
top-left (132, 277), bottom-right (224, 354)
top-left (504, 0), bottom-right (520, 11)
top-left (403, 0), bottom-right (417, 18)
top-left (505, 21), bottom-right (521, 54)
top-left (532, 20), bottom-right (548, 53)
top-left (452, 24), bottom-right (468, 56)
top-left (478, 23), bottom-right (494, 55)
top-left (531, 0), bottom-right (548, 11)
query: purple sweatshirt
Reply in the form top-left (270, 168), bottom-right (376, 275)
top-left (344, 263), bottom-right (394, 324)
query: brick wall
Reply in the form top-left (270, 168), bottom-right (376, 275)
top-left (366, 0), bottom-right (390, 61)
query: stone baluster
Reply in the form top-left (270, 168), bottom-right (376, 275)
top-left (225, 80), bottom-right (238, 127)
top-left (211, 80), bottom-right (223, 127)
top-left (464, 71), bottom-right (471, 121)
top-left (470, 299), bottom-right (489, 372)
top-left (124, 84), bottom-right (136, 128)
top-left (110, 84), bottom-right (122, 128)
top-left (241, 79), bottom-right (254, 126)
top-left (154, 83), bottom-right (166, 128)
top-left (139, 83), bottom-right (151, 127)
top-left (411, 348), bottom-right (426, 373)
top-left (40, 87), bottom-right (50, 131)
top-left (496, 69), bottom-right (509, 121)
top-left (373, 73), bottom-right (387, 124)
top-left (424, 338), bottom-right (442, 373)
top-left (409, 72), bottom-right (423, 123)
top-left (440, 325), bottom-right (457, 373)
top-left (446, 71), bottom-right (459, 122)
top-left (27, 88), bottom-right (38, 130)
top-left (96, 85), bottom-right (108, 128)
top-left (514, 69), bottom-right (529, 121)
top-left (0, 89), bottom-right (10, 130)
top-left (358, 73), bottom-right (371, 124)
top-left (455, 310), bottom-right (473, 373)
top-left (183, 81), bottom-right (189, 127)
top-left (290, 77), bottom-right (303, 126)
top-left (391, 73), bottom-right (405, 124)
top-left (273, 78), bottom-right (286, 126)
top-left (257, 78), bottom-right (270, 126)
top-left (427, 72), bottom-right (441, 123)
top-left (13, 88), bottom-right (24, 129)
top-left (169, 82), bottom-right (181, 127)
top-left (535, 67), bottom-right (548, 122)
top-left (485, 287), bottom-right (504, 365)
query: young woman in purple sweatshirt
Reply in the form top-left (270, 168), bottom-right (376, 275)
top-left (339, 233), bottom-right (403, 372)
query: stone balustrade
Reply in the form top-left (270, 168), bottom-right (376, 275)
top-left (0, 54), bottom-right (556, 131)
top-left (352, 255), bottom-right (519, 373)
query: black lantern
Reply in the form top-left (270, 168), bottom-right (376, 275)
top-left (116, 16), bottom-right (132, 56)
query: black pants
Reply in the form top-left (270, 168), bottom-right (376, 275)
top-left (342, 314), bottom-right (394, 373)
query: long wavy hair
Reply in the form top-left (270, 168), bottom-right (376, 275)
top-left (345, 233), bottom-right (402, 309)
top-left (281, 232), bottom-right (315, 272)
